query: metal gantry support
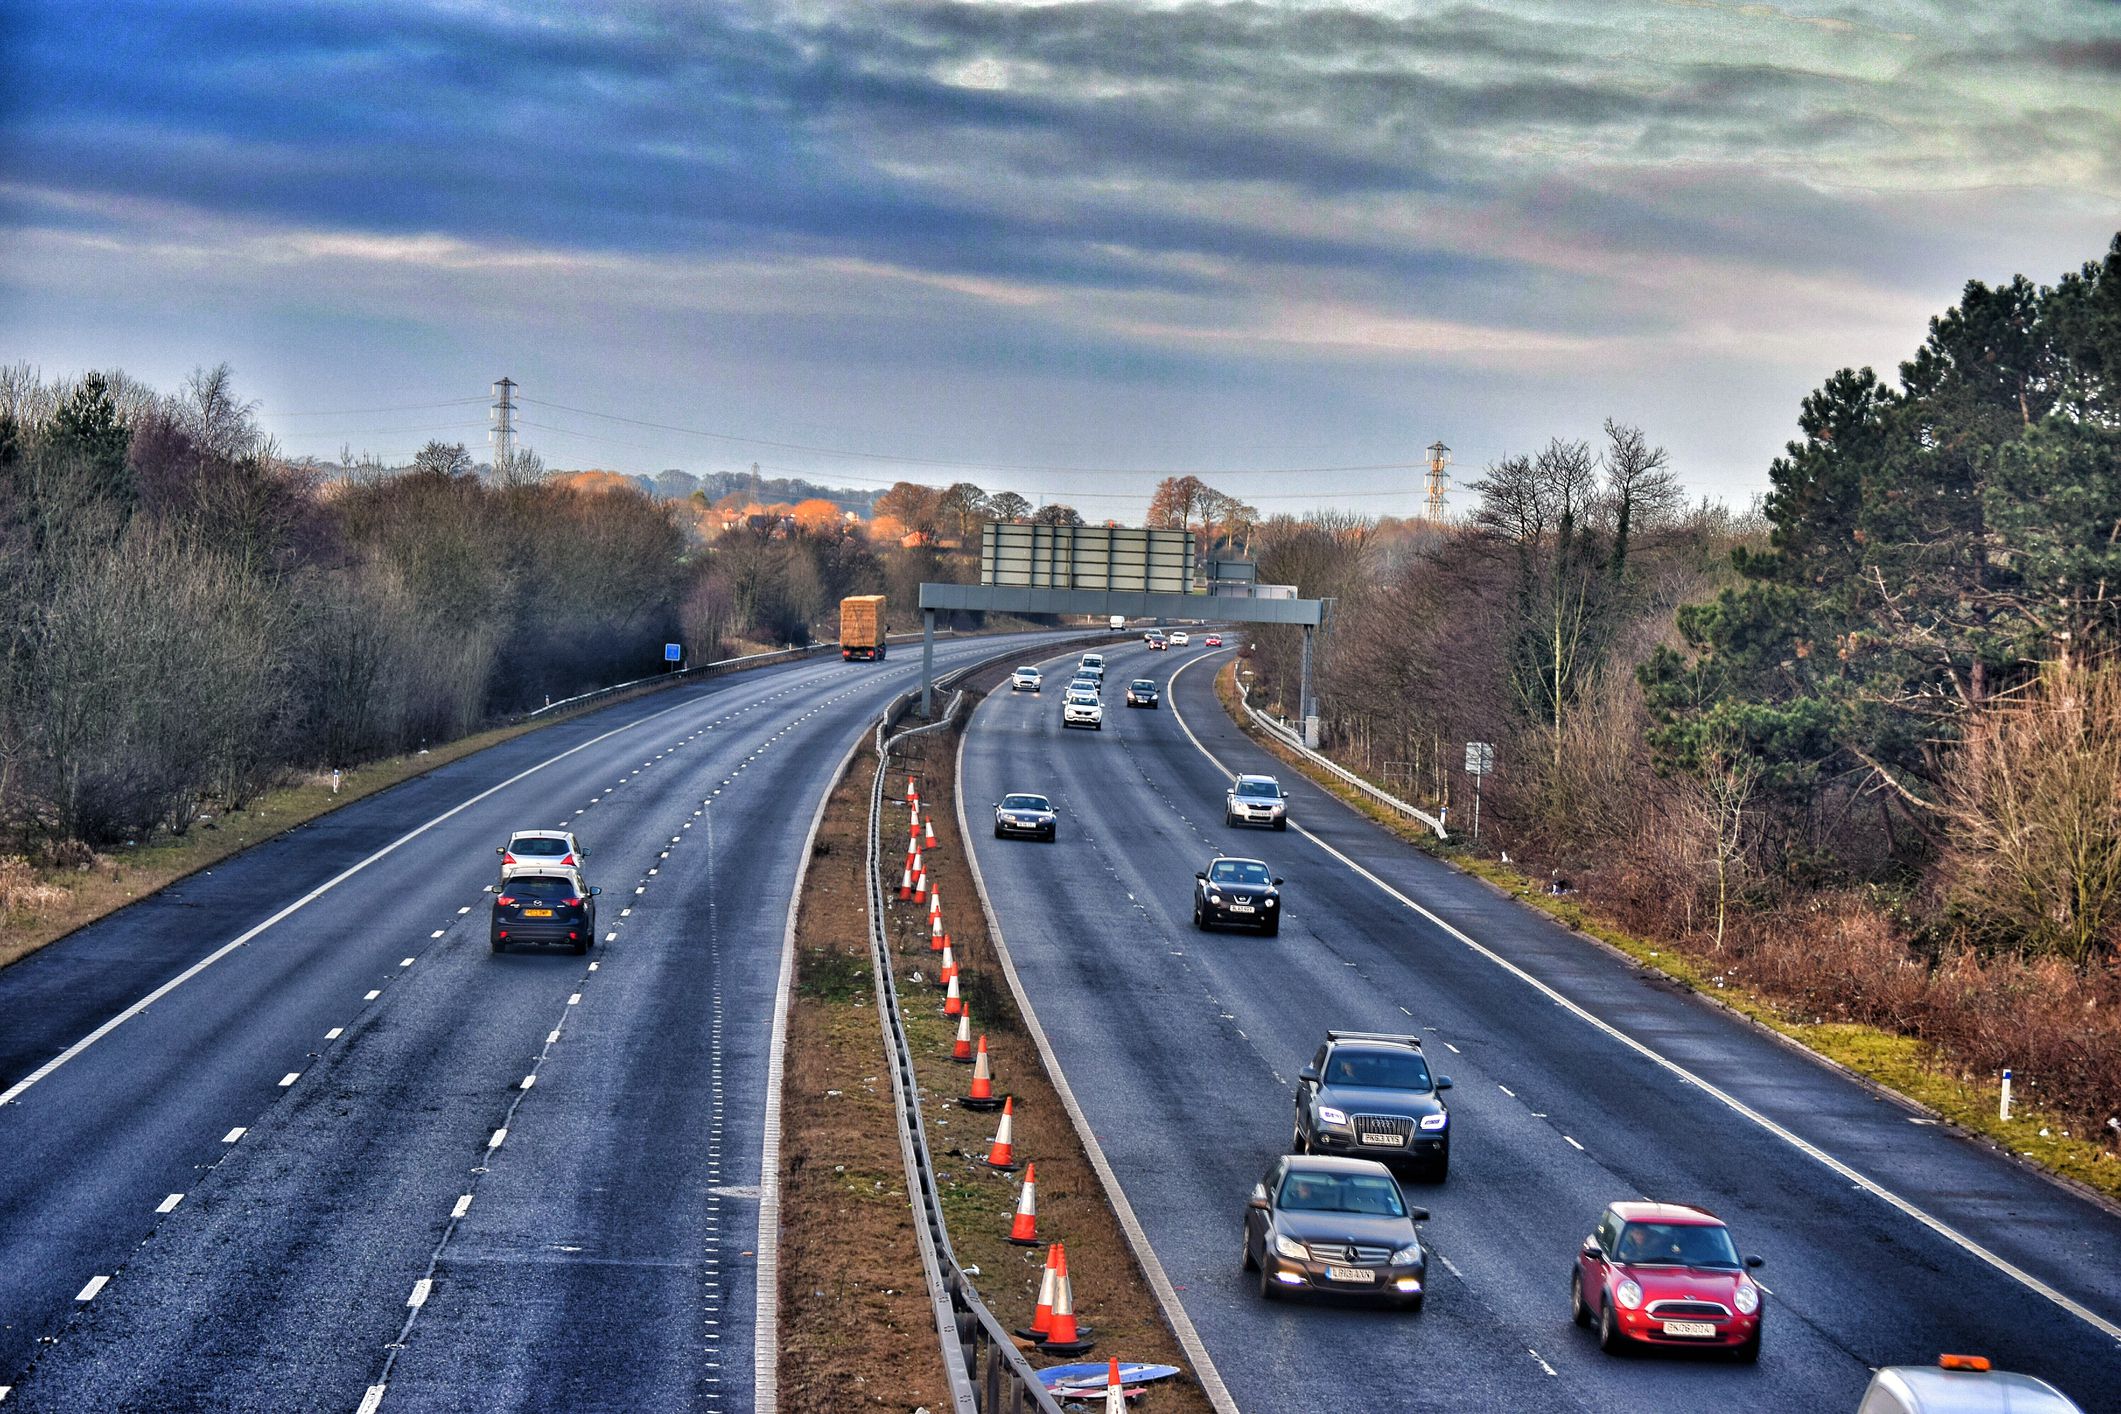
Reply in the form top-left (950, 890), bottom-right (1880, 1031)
top-left (1299, 623), bottom-right (1319, 748)
top-left (921, 608), bottom-right (938, 717)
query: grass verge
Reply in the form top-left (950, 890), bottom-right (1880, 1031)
top-left (1209, 661), bottom-right (2121, 1206)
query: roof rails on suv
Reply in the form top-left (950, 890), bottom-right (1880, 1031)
top-left (1325, 1030), bottom-right (1425, 1048)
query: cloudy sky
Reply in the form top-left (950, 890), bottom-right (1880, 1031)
top-left (2, 1), bottom-right (2116, 517)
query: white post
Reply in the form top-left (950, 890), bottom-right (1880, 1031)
top-left (2000, 1068), bottom-right (2013, 1122)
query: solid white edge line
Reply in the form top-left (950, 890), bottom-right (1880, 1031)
top-left (356, 1383), bottom-right (387, 1414)
top-left (956, 683), bottom-right (1242, 1414)
top-left (1165, 652), bottom-right (2121, 1346)
top-left (0, 689), bottom-right (720, 1108)
top-left (756, 716), bottom-right (868, 1414)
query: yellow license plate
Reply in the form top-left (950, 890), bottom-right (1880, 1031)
top-left (522, 908), bottom-right (555, 917)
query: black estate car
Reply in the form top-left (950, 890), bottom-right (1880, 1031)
top-left (1294, 1032), bottom-right (1453, 1180)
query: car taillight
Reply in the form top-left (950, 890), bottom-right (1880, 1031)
top-left (501, 853), bottom-right (515, 866)
top-left (562, 854), bottom-right (575, 866)
top-left (497, 896), bottom-right (515, 906)
top-left (562, 897), bottom-right (581, 908)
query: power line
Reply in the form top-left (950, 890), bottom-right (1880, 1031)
top-left (272, 398), bottom-right (489, 417)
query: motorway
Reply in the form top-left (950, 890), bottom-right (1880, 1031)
top-left (0, 631), bottom-right (1066, 1413)
top-left (962, 638), bottom-right (2121, 1413)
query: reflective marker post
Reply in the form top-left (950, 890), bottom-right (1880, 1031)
top-left (2001, 1068), bottom-right (2013, 1122)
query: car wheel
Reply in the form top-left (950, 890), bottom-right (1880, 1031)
top-left (1598, 1300), bottom-right (1627, 1355)
top-left (1043, 826), bottom-right (1056, 842)
top-left (1401, 1293), bottom-right (1424, 1314)
top-left (1262, 917), bottom-right (1280, 936)
top-left (1224, 811), bottom-right (1237, 827)
top-left (994, 823), bottom-right (1005, 839)
top-left (1274, 817), bottom-right (1288, 831)
top-left (572, 937), bottom-right (590, 956)
top-left (1734, 1326), bottom-right (1762, 1364)
top-left (1426, 1154), bottom-right (1448, 1183)
top-left (1570, 1271), bottom-right (1590, 1327)
top-left (1192, 902), bottom-right (1207, 930)
top-left (490, 935), bottom-right (503, 954)
top-left (1258, 1259), bottom-right (1281, 1302)
top-left (1242, 1230), bottom-right (1258, 1272)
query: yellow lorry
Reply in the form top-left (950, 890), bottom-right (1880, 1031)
top-left (839, 594), bottom-right (888, 661)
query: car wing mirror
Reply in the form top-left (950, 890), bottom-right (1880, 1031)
top-left (1408, 1207), bottom-right (1430, 1222)
top-left (496, 846), bottom-right (506, 855)
top-left (1583, 1239), bottom-right (1604, 1260)
top-left (1195, 870), bottom-right (1208, 880)
top-left (1745, 1255), bottom-right (1764, 1269)
top-left (1273, 877), bottom-right (1284, 886)
top-left (587, 886), bottom-right (602, 896)
top-left (1297, 1064), bottom-right (1320, 1084)
top-left (1247, 1184), bottom-right (1270, 1211)
top-left (1434, 1076), bottom-right (1453, 1090)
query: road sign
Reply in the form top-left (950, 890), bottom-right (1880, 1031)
top-left (1464, 742), bottom-right (1494, 776)
top-left (664, 643), bottom-right (682, 663)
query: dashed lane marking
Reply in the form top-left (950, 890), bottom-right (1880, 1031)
top-left (365, 990), bottom-right (381, 1001)
top-left (74, 1276), bottom-right (109, 1302)
top-left (156, 1193), bottom-right (184, 1214)
top-left (451, 1195), bottom-right (472, 1219)
top-left (488, 1128), bottom-right (507, 1150)
top-left (1564, 1135), bottom-right (1585, 1151)
top-left (278, 1072), bottom-right (300, 1087)
top-left (222, 1128), bottom-right (245, 1143)
top-left (326, 1027), bottom-right (343, 1040)
top-left (406, 1279), bottom-right (432, 1308)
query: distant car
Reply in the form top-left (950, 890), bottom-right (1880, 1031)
top-left (1069, 674), bottom-right (1102, 698)
top-left (1294, 1032), bottom-right (1452, 1179)
top-left (1169, 630), bottom-right (1190, 646)
top-left (1243, 1155), bottom-right (1429, 1309)
top-left (1011, 666), bottom-right (1042, 693)
top-left (1857, 1357), bottom-right (2082, 1414)
top-left (993, 792), bottom-right (1058, 841)
top-left (1125, 678), bottom-right (1160, 708)
top-left (491, 872), bottom-right (600, 954)
top-left (1225, 774), bottom-right (1287, 829)
top-left (1146, 634), bottom-right (1168, 651)
top-left (1080, 652), bottom-right (1105, 674)
top-left (498, 829), bottom-right (588, 883)
top-left (1193, 856), bottom-right (1282, 934)
top-left (1572, 1201), bottom-right (1764, 1360)
top-left (1063, 690), bottom-right (1104, 730)
top-left (1205, 634), bottom-right (1224, 647)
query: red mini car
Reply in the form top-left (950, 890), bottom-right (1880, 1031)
top-left (1204, 634), bottom-right (1223, 647)
top-left (1571, 1201), bottom-right (1763, 1360)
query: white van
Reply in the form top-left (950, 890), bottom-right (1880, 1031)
top-left (1856, 1357), bottom-right (2081, 1414)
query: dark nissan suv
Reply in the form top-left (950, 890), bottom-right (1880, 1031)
top-left (1294, 1032), bottom-right (1453, 1180)
top-left (491, 873), bottom-right (601, 955)
top-left (1193, 857), bottom-right (1282, 934)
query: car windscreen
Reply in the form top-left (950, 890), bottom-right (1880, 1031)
top-left (1615, 1222), bottom-right (1741, 1268)
top-left (503, 877), bottom-right (578, 900)
top-left (1014, 667), bottom-right (1037, 677)
top-left (1068, 693), bottom-right (1097, 704)
top-left (1234, 779), bottom-right (1281, 799)
top-left (1278, 1171), bottom-right (1406, 1217)
top-left (1325, 1050), bottom-right (1433, 1090)
top-left (508, 837), bottom-right (568, 856)
top-left (1132, 680), bottom-right (1156, 691)
top-left (1209, 861), bottom-right (1271, 886)
top-left (1002, 795), bottom-right (1049, 811)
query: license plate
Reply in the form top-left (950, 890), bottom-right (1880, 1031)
top-left (1228, 904), bottom-right (1255, 914)
top-left (1360, 1132), bottom-right (1405, 1146)
top-left (522, 908), bottom-right (554, 917)
top-left (1661, 1320), bottom-right (1716, 1338)
top-left (1325, 1266), bottom-right (1376, 1284)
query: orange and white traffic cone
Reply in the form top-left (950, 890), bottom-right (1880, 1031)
top-left (1017, 1243), bottom-right (1058, 1338)
top-left (1102, 1358), bottom-right (1126, 1414)
top-left (950, 1010), bottom-right (973, 1062)
top-left (963, 1033), bottom-right (1000, 1109)
top-left (1006, 1162), bottom-right (1039, 1243)
top-left (983, 1096), bottom-right (1019, 1171)
top-left (929, 913), bottom-right (946, 953)
top-left (942, 973), bottom-right (964, 1020)
top-left (938, 942), bottom-right (957, 985)
top-left (928, 889), bottom-right (942, 921)
top-left (1040, 1245), bottom-right (1095, 1354)
top-left (924, 817), bottom-right (938, 848)
top-left (897, 862), bottom-right (913, 900)
top-left (913, 865), bottom-right (927, 902)
top-left (906, 776), bottom-right (918, 805)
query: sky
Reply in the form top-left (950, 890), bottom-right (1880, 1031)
top-left (2, 1), bottom-right (2117, 520)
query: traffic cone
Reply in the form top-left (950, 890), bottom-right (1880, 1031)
top-left (963, 1033), bottom-right (1000, 1109)
top-left (950, 1011), bottom-right (973, 1062)
top-left (939, 942), bottom-right (957, 985)
top-left (897, 862), bottom-right (913, 900)
top-left (982, 1096), bottom-right (1019, 1170)
top-left (928, 889), bottom-right (942, 921)
top-left (906, 776), bottom-right (918, 805)
top-left (1016, 1244), bottom-right (1058, 1338)
top-left (943, 973), bottom-right (964, 1020)
top-left (1005, 1162), bottom-right (1039, 1243)
top-left (1103, 1358), bottom-right (1126, 1414)
top-left (1040, 1245), bottom-right (1095, 1354)
top-left (930, 913), bottom-right (946, 953)
top-left (913, 866), bottom-right (927, 902)
top-left (924, 817), bottom-right (938, 848)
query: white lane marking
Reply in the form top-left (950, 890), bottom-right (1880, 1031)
top-left (278, 1072), bottom-right (300, 1087)
top-left (399, 958), bottom-right (414, 968)
top-left (429, 930), bottom-right (444, 939)
top-left (451, 1195), bottom-right (472, 1219)
top-left (1499, 1085), bottom-right (1515, 1097)
top-left (357, 1384), bottom-right (387, 1414)
top-left (546, 1030), bottom-right (561, 1045)
top-left (1444, 1042), bottom-right (1461, 1054)
top-left (326, 1028), bottom-right (343, 1040)
top-left (1163, 652), bottom-right (2121, 1345)
top-left (520, 1075), bottom-right (536, 1090)
top-left (488, 1128), bottom-right (507, 1150)
top-left (0, 688), bottom-right (718, 1107)
top-left (1436, 1252), bottom-right (1464, 1279)
top-left (1564, 1135), bottom-right (1585, 1151)
top-left (568, 993), bottom-right (581, 1006)
top-left (222, 1127), bottom-right (246, 1143)
top-left (365, 990), bottom-right (381, 1001)
top-left (75, 1275), bottom-right (109, 1302)
top-left (157, 1193), bottom-right (184, 1214)
top-left (457, 906), bottom-right (471, 914)
top-left (406, 1279), bottom-right (432, 1308)
top-left (1529, 1349), bottom-right (1558, 1377)
top-left (605, 932), bottom-right (616, 942)
top-left (587, 963), bottom-right (598, 972)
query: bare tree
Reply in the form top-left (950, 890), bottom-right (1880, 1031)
top-left (1601, 419), bottom-right (1682, 583)
top-left (413, 440), bottom-right (474, 478)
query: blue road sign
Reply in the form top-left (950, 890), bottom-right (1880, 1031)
top-left (664, 643), bottom-right (682, 663)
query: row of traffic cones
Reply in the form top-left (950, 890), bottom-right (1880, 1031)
top-left (896, 774), bottom-right (1097, 1357)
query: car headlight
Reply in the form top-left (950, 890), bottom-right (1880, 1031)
top-left (1419, 1113), bottom-right (1447, 1131)
top-left (1273, 1234), bottom-right (1309, 1262)
top-left (1317, 1105), bottom-right (1349, 1127)
top-left (1263, 897), bottom-right (1276, 907)
top-left (1733, 1284), bottom-right (1760, 1315)
top-left (1207, 891), bottom-right (1222, 904)
top-left (1615, 1279), bottom-right (1643, 1310)
top-left (1390, 1243), bottom-right (1422, 1265)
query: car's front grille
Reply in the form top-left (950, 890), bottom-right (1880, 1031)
top-left (1351, 1114), bottom-right (1414, 1144)
top-left (1646, 1299), bottom-right (1730, 1319)
top-left (1305, 1242), bottom-right (1396, 1265)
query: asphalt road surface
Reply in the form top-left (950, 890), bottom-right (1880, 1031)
top-left (0, 631), bottom-right (1067, 1413)
top-left (962, 638), bottom-right (2121, 1414)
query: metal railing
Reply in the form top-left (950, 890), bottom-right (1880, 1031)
top-left (865, 670), bottom-right (1066, 1414)
top-left (1235, 678), bottom-right (1449, 839)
